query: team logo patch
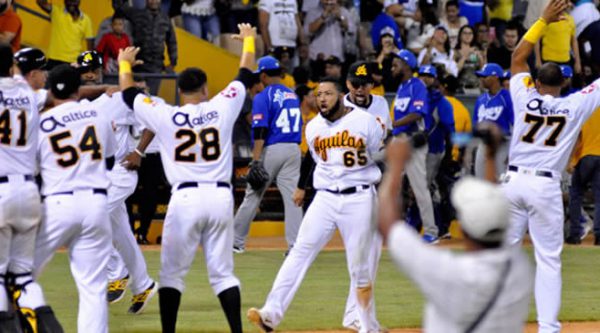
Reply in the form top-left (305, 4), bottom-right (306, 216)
top-left (273, 89), bottom-right (297, 107)
top-left (355, 64), bottom-right (368, 77)
top-left (413, 100), bottom-right (424, 108)
top-left (142, 97), bottom-right (158, 106)
top-left (523, 76), bottom-right (534, 88)
top-left (220, 86), bottom-right (238, 98)
top-left (253, 114), bottom-right (264, 121)
top-left (581, 84), bottom-right (597, 94)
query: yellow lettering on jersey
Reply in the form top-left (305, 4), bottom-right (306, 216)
top-left (313, 130), bottom-right (365, 161)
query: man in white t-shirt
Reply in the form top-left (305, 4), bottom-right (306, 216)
top-left (258, 0), bottom-right (305, 59)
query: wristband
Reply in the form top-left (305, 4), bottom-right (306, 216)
top-left (243, 36), bottom-right (255, 54)
top-left (523, 18), bottom-right (548, 44)
top-left (119, 61), bottom-right (132, 75)
top-left (134, 148), bottom-right (146, 158)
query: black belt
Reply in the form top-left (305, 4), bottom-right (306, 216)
top-left (0, 175), bottom-right (34, 184)
top-left (508, 165), bottom-right (553, 178)
top-left (324, 185), bottom-right (370, 195)
top-left (177, 181), bottom-right (231, 190)
top-left (49, 188), bottom-right (108, 196)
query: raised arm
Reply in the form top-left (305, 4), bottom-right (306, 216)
top-left (231, 23), bottom-right (257, 72)
top-left (511, 0), bottom-right (568, 75)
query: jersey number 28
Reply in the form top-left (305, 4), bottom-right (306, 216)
top-left (175, 128), bottom-right (220, 162)
top-left (275, 107), bottom-right (301, 134)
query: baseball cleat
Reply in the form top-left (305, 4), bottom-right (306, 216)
top-left (107, 275), bottom-right (129, 304)
top-left (422, 234), bottom-right (439, 244)
top-left (128, 282), bottom-right (158, 315)
top-left (233, 246), bottom-right (245, 254)
top-left (247, 307), bottom-right (273, 332)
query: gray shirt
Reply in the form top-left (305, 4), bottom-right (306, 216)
top-left (304, 5), bottom-right (352, 61)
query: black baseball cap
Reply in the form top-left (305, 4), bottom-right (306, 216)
top-left (49, 64), bottom-right (81, 99)
top-left (347, 61), bottom-right (373, 85)
top-left (324, 55), bottom-right (342, 66)
top-left (14, 48), bottom-right (47, 75)
top-left (77, 50), bottom-right (103, 72)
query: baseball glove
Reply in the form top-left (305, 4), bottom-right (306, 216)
top-left (246, 160), bottom-right (270, 190)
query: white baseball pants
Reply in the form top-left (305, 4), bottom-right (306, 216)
top-left (503, 169), bottom-right (563, 333)
top-left (34, 191), bottom-right (111, 333)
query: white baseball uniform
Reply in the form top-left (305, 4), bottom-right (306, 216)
top-left (130, 81), bottom-right (245, 295)
top-left (255, 108), bottom-right (384, 333)
top-left (93, 92), bottom-right (154, 296)
top-left (0, 77), bottom-right (47, 313)
top-left (504, 73), bottom-right (600, 333)
top-left (342, 94), bottom-right (391, 331)
top-left (388, 223), bottom-right (533, 332)
top-left (34, 98), bottom-right (117, 333)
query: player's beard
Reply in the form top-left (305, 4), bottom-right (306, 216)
top-left (320, 97), bottom-right (342, 121)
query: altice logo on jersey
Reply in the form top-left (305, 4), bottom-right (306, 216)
top-left (0, 91), bottom-right (31, 107)
top-left (526, 98), bottom-right (570, 116)
top-left (172, 110), bottom-right (219, 127)
top-left (40, 110), bottom-right (98, 133)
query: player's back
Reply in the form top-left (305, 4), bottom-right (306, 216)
top-left (38, 99), bottom-right (116, 195)
top-left (509, 73), bottom-right (600, 172)
top-left (0, 77), bottom-right (39, 175)
top-left (93, 92), bottom-right (136, 162)
top-left (132, 81), bottom-right (246, 185)
top-left (253, 84), bottom-right (302, 146)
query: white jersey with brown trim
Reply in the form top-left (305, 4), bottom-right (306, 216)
top-left (132, 81), bottom-right (246, 186)
top-left (508, 73), bottom-right (600, 172)
top-left (37, 99), bottom-right (117, 195)
top-left (0, 77), bottom-right (40, 176)
top-left (306, 108), bottom-right (384, 191)
top-left (344, 94), bottom-right (392, 133)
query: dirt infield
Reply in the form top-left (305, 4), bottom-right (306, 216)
top-left (280, 321), bottom-right (600, 332)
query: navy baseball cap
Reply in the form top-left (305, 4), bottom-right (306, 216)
top-left (476, 63), bottom-right (503, 77)
top-left (393, 49), bottom-right (417, 70)
top-left (418, 65), bottom-right (437, 78)
top-left (560, 65), bottom-right (573, 78)
top-left (255, 55), bottom-right (280, 74)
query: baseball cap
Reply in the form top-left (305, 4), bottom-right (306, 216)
top-left (501, 70), bottom-right (511, 80)
top-left (392, 49), bottom-right (417, 70)
top-left (324, 55), bottom-right (342, 66)
top-left (347, 61), bottom-right (374, 84)
top-left (379, 26), bottom-right (396, 38)
top-left (560, 65), bottom-right (573, 79)
top-left (77, 50), bottom-right (103, 72)
top-left (255, 55), bottom-right (281, 74)
top-left (434, 24), bottom-right (448, 33)
top-left (476, 63), bottom-right (503, 78)
top-left (49, 64), bottom-right (81, 100)
top-left (14, 48), bottom-right (47, 75)
top-left (418, 65), bottom-right (437, 78)
top-left (451, 177), bottom-right (509, 243)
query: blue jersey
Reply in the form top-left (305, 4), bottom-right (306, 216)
top-left (371, 12), bottom-right (404, 51)
top-left (459, 0), bottom-right (485, 26)
top-left (251, 84), bottom-right (302, 146)
top-left (393, 77), bottom-right (429, 136)
top-left (473, 88), bottom-right (514, 136)
top-left (427, 90), bottom-right (455, 154)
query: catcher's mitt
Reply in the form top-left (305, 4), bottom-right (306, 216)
top-left (246, 160), bottom-right (270, 190)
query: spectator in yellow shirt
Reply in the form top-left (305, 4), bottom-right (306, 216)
top-left (37, 0), bottom-right (94, 69)
top-left (566, 108), bottom-right (600, 245)
top-left (440, 75), bottom-right (471, 162)
top-left (295, 85), bottom-right (317, 156)
top-left (534, 12), bottom-right (581, 74)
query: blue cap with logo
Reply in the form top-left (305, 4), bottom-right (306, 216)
top-left (476, 63), bottom-right (503, 77)
top-left (501, 70), bottom-right (511, 80)
top-left (255, 55), bottom-right (281, 74)
top-left (560, 65), bottom-right (573, 78)
top-left (418, 65), bottom-right (437, 77)
top-left (393, 49), bottom-right (418, 70)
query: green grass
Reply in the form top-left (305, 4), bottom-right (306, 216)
top-left (37, 247), bottom-right (600, 332)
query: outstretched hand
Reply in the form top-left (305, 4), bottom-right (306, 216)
top-left (231, 23), bottom-right (257, 41)
top-left (118, 47), bottom-right (144, 66)
top-left (541, 0), bottom-right (569, 24)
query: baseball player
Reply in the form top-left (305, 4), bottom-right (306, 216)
top-left (233, 55), bottom-right (303, 254)
top-left (378, 127), bottom-right (533, 332)
top-left (247, 77), bottom-right (385, 333)
top-left (341, 61), bottom-right (390, 332)
top-left (505, 0), bottom-right (600, 331)
top-left (75, 50), bottom-right (158, 313)
top-left (391, 50), bottom-right (438, 243)
top-left (13, 47), bottom-right (49, 111)
top-left (33, 64), bottom-right (117, 332)
top-left (473, 62), bottom-right (514, 180)
top-left (116, 22), bottom-right (257, 333)
top-left (0, 44), bottom-right (63, 332)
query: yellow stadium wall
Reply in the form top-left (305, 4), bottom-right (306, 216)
top-left (16, 0), bottom-right (240, 99)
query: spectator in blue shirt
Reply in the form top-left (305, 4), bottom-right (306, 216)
top-left (371, 4), bottom-right (404, 52)
top-left (473, 62), bottom-right (514, 179)
top-left (392, 49), bottom-right (439, 243)
top-left (560, 65), bottom-right (579, 96)
top-left (233, 56), bottom-right (304, 253)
